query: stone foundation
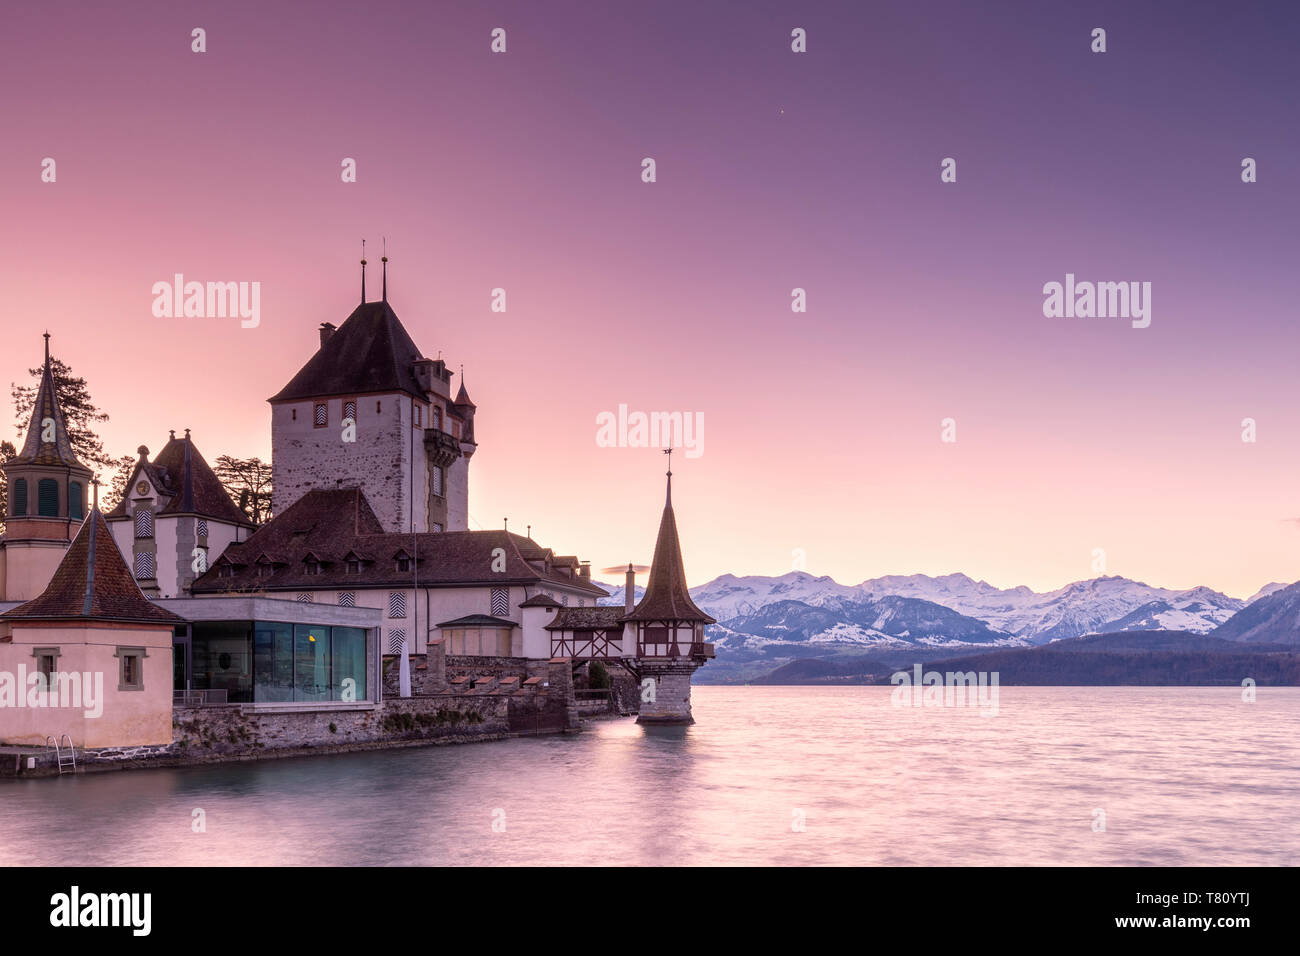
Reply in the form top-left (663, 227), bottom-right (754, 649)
top-left (635, 660), bottom-right (702, 724)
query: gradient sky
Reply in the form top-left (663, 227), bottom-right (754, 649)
top-left (2, 0), bottom-right (1298, 598)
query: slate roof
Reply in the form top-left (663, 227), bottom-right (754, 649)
top-left (544, 606), bottom-right (625, 632)
top-left (519, 594), bottom-right (562, 608)
top-left (621, 475), bottom-right (715, 624)
top-left (268, 300), bottom-right (427, 403)
top-left (191, 487), bottom-right (608, 595)
top-left (11, 343), bottom-right (89, 470)
top-left (105, 433), bottom-right (254, 528)
top-left (1, 511), bottom-right (184, 625)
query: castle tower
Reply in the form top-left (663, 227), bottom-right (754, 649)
top-left (622, 463), bottom-right (716, 725)
top-left (0, 334), bottom-right (94, 602)
top-left (268, 289), bottom-right (472, 534)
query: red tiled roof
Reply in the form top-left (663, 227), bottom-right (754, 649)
top-left (1, 511), bottom-right (184, 625)
top-left (191, 487), bottom-right (608, 595)
top-left (544, 606), bottom-right (624, 631)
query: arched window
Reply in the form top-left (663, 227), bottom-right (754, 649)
top-left (37, 479), bottom-right (59, 517)
top-left (12, 479), bottom-right (27, 515)
top-left (69, 482), bottom-right (84, 520)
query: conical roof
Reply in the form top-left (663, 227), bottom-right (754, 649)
top-left (11, 338), bottom-right (88, 469)
top-left (621, 474), bottom-right (715, 624)
top-left (1, 510), bottom-right (183, 625)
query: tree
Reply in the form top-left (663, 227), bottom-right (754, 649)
top-left (12, 356), bottom-right (115, 474)
top-left (100, 453), bottom-right (138, 514)
top-left (0, 439), bottom-right (14, 535)
top-left (214, 455), bottom-right (273, 526)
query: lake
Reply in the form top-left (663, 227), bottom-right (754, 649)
top-left (1, 686), bottom-right (1295, 866)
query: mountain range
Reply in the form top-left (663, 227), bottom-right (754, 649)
top-left (596, 571), bottom-right (1300, 682)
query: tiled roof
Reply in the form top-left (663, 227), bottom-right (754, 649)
top-left (191, 487), bottom-right (608, 595)
top-left (11, 345), bottom-right (88, 470)
top-left (268, 300), bottom-right (427, 403)
top-left (621, 476), bottom-right (715, 624)
top-left (544, 606), bottom-right (625, 631)
top-left (105, 433), bottom-right (253, 527)
top-left (1, 511), bottom-right (184, 625)
top-left (519, 594), bottom-right (562, 608)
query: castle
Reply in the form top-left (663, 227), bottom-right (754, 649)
top-left (0, 267), bottom-right (714, 757)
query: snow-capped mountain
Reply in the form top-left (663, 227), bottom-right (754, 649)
top-left (600, 570), bottom-right (1260, 642)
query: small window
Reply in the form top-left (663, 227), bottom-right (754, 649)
top-left (296, 593), bottom-right (313, 604)
top-left (314, 403), bottom-right (328, 427)
top-left (346, 559), bottom-right (360, 574)
top-left (33, 648), bottom-right (59, 693)
top-left (431, 523), bottom-right (443, 533)
top-left (12, 479), bottom-right (27, 516)
top-left (197, 519), bottom-right (209, 538)
top-left (414, 404), bottom-right (422, 428)
top-left (376, 400), bottom-right (382, 413)
top-left (561, 594), bottom-right (569, 606)
top-left (389, 592), bottom-right (407, 619)
top-left (115, 647), bottom-right (147, 691)
top-left (432, 466), bottom-right (443, 497)
top-left (134, 551), bottom-right (155, 579)
top-left (491, 587), bottom-right (509, 617)
top-left (38, 478), bottom-right (59, 517)
top-left (338, 592), bottom-right (356, 607)
top-left (343, 399), bottom-right (357, 423)
top-left (387, 628), bottom-right (407, 654)
top-left (135, 507), bottom-right (153, 539)
top-left (291, 408), bottom-right (297, 421)
top-left (396, 556), bottom-right (410, 572)
top-left (305, 558), bottom-right (320, 576)
top-left (432, 407), bottom-right (441, 431)
top-left (69, 482), bottom-right (84, 521)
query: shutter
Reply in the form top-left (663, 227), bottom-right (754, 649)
top-left (344, 400), bottom-right (357, 422)
top-left (314, 403), bottom-right (327, 426)
top-left (387, 629), bottom-right (406, 654)
top-left (134, 552), bottom-right (155, 579)
top-left (338, 592), bottom-right (355, 608)
top-left (197, 519), bottom-right (209, 538)
top-left (135, 508), bottom-right (153, 539)
top-left (296, 593), bottom-right (312, 604)
top-left (491, 587), bottom-right (509, 617)
top-left (12, 479), bottom-right (26, 515)
top-left (69, 482), bottom-right (83, 520)
top-left (389, 592), bottom-right (407, 618)
top-left (37, 479), bottom-right (59, 516)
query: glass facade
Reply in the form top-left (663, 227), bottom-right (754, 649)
top-left (192, 621), bottom-right (369, 703)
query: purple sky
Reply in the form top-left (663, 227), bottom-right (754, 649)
top-left (2, 0), bottom-right (1298, 596)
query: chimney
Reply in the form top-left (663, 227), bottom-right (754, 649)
top-left (579, 561), bottom-right (590, 581)
top-left (319, 322), bottom-right (337, 347)
top-left (625, 564), bottom-right (636, 615)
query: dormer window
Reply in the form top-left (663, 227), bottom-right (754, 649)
top-left (305, 558), bottom-right (321, 576)
top-left (397, 557), bottom-right (410, 572)
top-left (347, 559), bottom-right (360, 574)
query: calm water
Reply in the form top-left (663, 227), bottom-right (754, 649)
top-left (2, 687), bottom-right (1296, 866)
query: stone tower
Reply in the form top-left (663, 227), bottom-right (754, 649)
top-left (622, 466), bottom-right (716, 724)
top-left (268, 283), bottom-right (474, 534)
top-left (0, 334), bottom-right (93, 602)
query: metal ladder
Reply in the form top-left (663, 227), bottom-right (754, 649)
top-left (44, 734), bottom-right (77, 775)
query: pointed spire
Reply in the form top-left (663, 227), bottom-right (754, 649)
top-left (12, 334), bottom-right (87, 468)
top-left (664, 447), bottom-right (673, 506)
top-left (622, 462), bottom-right (715, 624)
top-left (381, 237), bottom-right (388, 302)
top-left (360, 239), bottom-right (367, 303)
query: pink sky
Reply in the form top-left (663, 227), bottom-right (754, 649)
top-left (2, 0), bottom-right (1298, 598)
